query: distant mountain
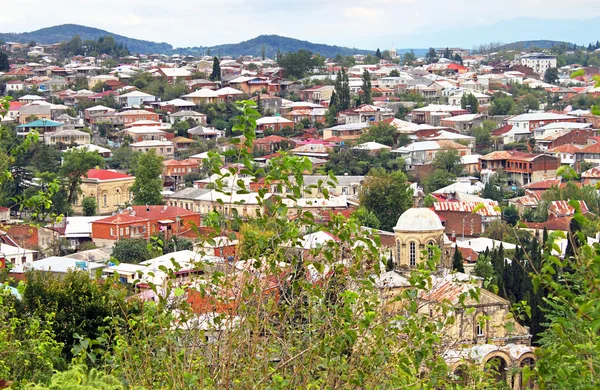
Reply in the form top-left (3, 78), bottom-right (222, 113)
top-left (182, 35), bottom-right (372, 58)
top-left (497, 40), bottom-right (575, 51)
top-left (0, 24), bottom-right (172, 54)
top-left (0, 25), bottom-right (372, 58)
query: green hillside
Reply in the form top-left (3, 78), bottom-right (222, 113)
top-left (0, 25), bottom-right (372, 57)
top-left (0, 24), bottom-right (173, 54)
top-left (498, 40), bottom-right (575, 51)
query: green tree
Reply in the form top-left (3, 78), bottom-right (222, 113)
top-left (361, 69), bottom-right (373, 105)
top-left (460, 92), bottom-right (479, 114)
top-left (402, 50), bottom-right (416, 65)
top-left (423, 169), bottom-right (456, 193)
top-left (111, 238), bottom-right (150, 263)
top-left (210, 56), bottom-right (221, 81)
top-left (279, 49), bottom-right (317, 79)
top-left (60, 149), bottom-right (105, 204)
top-left (453, 54), bottom-right (463, 65)
top-left (489, 94), bottom-right (514, 115)
top-left (131, 150), bottom-right (164, 205)
top-left (471, 120), bottom-right (495, 152)
top-left (358, 122), bottom-right (397, 146)
top-left (389, 69), bottom-right (400, 77)
top-left (425, 47), bottom-right (438, 64)
top-left (353, 207), bottom-right (381, 229)
top-left (375, 48), bottom-right (382, 59)
top-left (452, 246), bottom-right (465, 272)
top-left (0, 51), bottom-right (9, 72)
top-left (81, 196), bottom-right (97, 216)
top-left (502, 204), bottom-right (519, 226)
top-left (543, 67), bottom-right (559, 84)
top-left (359, 168), bottom-right (413, 231)
top-left (432, 148), bottom-right (462, 175)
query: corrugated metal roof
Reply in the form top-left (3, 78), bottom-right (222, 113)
top-left (548, 200), bottom-right (589, 217)
top-left (433, 201), bottom-right (501, 217)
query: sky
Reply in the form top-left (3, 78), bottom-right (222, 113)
top-left (2, 0), bottom-right (600, 49)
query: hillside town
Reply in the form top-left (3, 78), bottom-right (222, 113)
top-left (1, 34), bottom-right (600, 388)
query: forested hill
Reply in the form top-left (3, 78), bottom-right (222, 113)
top-left (183, 35), bottom-right (373, 58)
top-left (0, 25), bottom-right (372, 57)
top-left (0, 24), bottom-right (172, 54)
top-left (498, 40), bottom-right (575, 51)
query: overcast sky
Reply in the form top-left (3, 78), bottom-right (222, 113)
top-left (2, 0), bottom-right (600, 49)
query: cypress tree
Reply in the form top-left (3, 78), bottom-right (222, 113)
top-left (452, 246), bottom-right (465, 273)
top-left (361, 69), bottom-right (373, 105)
top-left (375, 48), bottom-right (382, 59)
top-left (210, 56), bottom-right (221, 81)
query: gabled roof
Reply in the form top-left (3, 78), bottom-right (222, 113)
top-left (581, 166), bottom-right (600, 178)
top-left (182, 88), bottom-right (220, 98)
top-left (546, 144), bottom-right (582, 154)
top-left (85, 169), bottom-right (134, 182)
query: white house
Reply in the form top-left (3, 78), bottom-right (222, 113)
top-left (518, 53), bottom-right (557, 75)
top-left (117, 90), bottom-right (157, 107)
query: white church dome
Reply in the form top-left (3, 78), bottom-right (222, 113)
top-left (395, 207), bottom-right (443, 232)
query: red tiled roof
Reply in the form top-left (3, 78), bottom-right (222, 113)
top-left (523, 177), bottom-right (562, 190)
top-left (254, 135), bottom-right (290, 144)
top-left (580, 143), bottom-right (600, 154)
top-left (94, 213), bottom-right (148, 225)
top-left (86, 169), bottom-right (134, 181)
top-left (130, 205), bottom-right (197, 220)
top-left (163, 159), bottom-right (201, 167)
top-left (524, 216), bottom-right (572, 231)
top-left (492, 124), bottom-right (513, 136)
top-left (547, 144), bottom-right (582, 154)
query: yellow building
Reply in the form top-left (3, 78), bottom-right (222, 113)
top-left (75, 169), bottom-right (135, 215)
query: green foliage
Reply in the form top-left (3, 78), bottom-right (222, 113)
top-left (279, 49), bottom-right (320, 79)
top-left (0, 292), bottom-right (65, 387)
top-left (361, 69), bottom-right (373, 105)
top-left (0, 52), bottom-right (9, 72)
top-left (543, 67), bottom-right (559, 84)
top-left (131, 150), bottom-right (164, 206)
top-left (389, 69), bottom-right (400, 77)
top-left (81, 197), bottom-right (97, 216)
top-left (353, 207), bottom-right (380, 230)
top-left (358, 122), bottom-right (397, 147)
top-left (470, 120), bottom-right (495, 153)
top-left (432, 148), bottom-right (463, 175)
top-left (502, 204), bottom-right (520, 226)
top-left (359, 168), bottom-right (413, 231)
top-left (325, 148), bottom-right (404, 176)
top-left (425, 47), bottom-right (438, 64)
top-left (423, 193), bottom-right (437, 207)
top-left (109, 146), bottom-right (140, 173)
top-left (489, 93), bottom-right (515, 116)
top-left (59, 35), bottom-right (129, 58)
top-left (111, 238), bottom-right (150, 264)
top-left (423, 169), bottom-right (456, 193)
top-left (60, 149), bottom-right (105, 204)
top-left (24, 365), bottom-right (125, 389)
top-left (452, 246), bottom-right (465, 272)
top-left (460, 93), bottom-right (479, 114)
top-left (210, 57), bottom-right (221, 81)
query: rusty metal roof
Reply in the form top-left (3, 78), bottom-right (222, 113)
top-left (433, 201), bottom-right (501, 217)
top-left (548, 200), bottom-right (589, 217)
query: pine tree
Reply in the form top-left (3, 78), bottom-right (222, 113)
top-left (386, 252), bottom-right (394, 272)
top-left (444, 47), bottom-right (450, 59)
top-left (375, 48), bottom-right (382, 59)
top-left (361, 69), bottom-right (373, 105)
top-left (452, 246), bottom-right (465, 273)
top-left (0, 51), bottom-right (9, 72)
top-left (342, 68), bottom-right (351, 110)
top-left (210, 56), bottom-right (221, 81)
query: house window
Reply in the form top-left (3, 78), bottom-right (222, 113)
top-left (409, 242), bottom-right (416, 267)
top-left (125, 227), bottom-right (129, 235)
top-left (342, 187), bottom-right (349, 195)
top-left (120, 228), bottom-right (124, 236)
top-left (110, 228), bottom-right (114, 236)
top-left (427, 241), bottom-right (435, 260)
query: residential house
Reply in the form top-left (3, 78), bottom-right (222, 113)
top-left (182, 88), bottom-right (222, 105)
top-left (440, 113), bottom-right (485, 132)
top-left (43, 129), bottom-right (90, 146)
top-left (299, 85), bottom-right (335, 104)
top-left (479, 151), bottom-right (560, 186)
top-left (255, 116), bottom-right (294, 132)
top-left (19, 103), bottom-right (52, 124)
top-left (448, 91), bottom-right (491, 107)
top-left (171, 136), bottom-right (196, 150)
top-left (117, 90), bottom-right (157, 107)
top-left (91, 205), bottom-right (201, 246)
top-left (322, 123), bottom-right (369, 140)
top-left (16, 118), bottom-right (63, 137)
top-left (159, 99), bottom-right (197, 113)
top-left (126, 126), bottom-right (170, 142)
top-left (253, 135), bottom-right (296, 155)
top-left (88, 75), bottom-right (119, 89)
top-left (411, 105), bottom-right (469, 125)
top-left (156, 67), bottom-right (193, 82)
top-left (130, 140), bottom-right (175, 159)
top-left (506, 113), bottom-right (578, 132)
top-left (582, 166), bottom-right (600, 186)
top-left (518, 53), bottom-right (557, 75)
top-left (577, 143), bottom-right (600, 167)
top-left (215, 87), bottom-right (245, 102)
top-left (228, 76), bottom-right (270, 94)
top-left (337, 104), bottom-right (395, 125)
top-left (168, 110), bottom-right (207, 125)
top-left (76, 169), bottom-right (135, 214)
top-left (533, 123), bottom-right (595, 151)
top-left (10, 256), bottom-right (103, 279)
top-left (115, 110), bottom-right (160, 125)
top-left (163, 159), bottom-right (201, 187)
top-left (84, 105), bottom-right (116, 122)
top-left (545, 144), bottom-right (581, 166)
top-left (188, 125), bottom-right (223, 140)
top-left (392, 140), bottom-right (471, 173)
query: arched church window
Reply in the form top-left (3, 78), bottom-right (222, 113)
top-left (409, 242), bottom-right (416, 267)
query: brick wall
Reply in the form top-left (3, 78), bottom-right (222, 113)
top-left (435, 211), bottom-right (483, 237)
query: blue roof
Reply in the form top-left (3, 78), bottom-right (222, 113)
top-left (17, 119), bottom-right (64, 128)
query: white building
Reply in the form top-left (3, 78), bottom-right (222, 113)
top-left (518, 53), bottom-right (557, 75)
